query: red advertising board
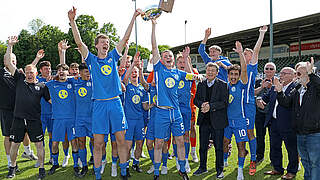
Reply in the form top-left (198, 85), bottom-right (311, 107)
top-left (290, 42), bottom-right (320, 52)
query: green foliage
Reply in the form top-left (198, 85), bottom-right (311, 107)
top-left (128, 42), bottom-right (151, 60)
top-left (0, 41), bottom-right (6, 67)
top-left (158, 44), bottom-right (171, 53)
top-left (28, 18), bottom-right (45, 34)
top-left (99, 22), bottom-right (120, 51)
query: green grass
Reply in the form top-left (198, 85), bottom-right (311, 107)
top-left (0, 128), bottom-right (304, 179)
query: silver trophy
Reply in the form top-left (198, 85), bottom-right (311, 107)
top-left (141, 4), bottom-right (162, 21)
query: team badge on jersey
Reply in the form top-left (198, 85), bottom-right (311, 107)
top-left (165, 77), bottom-right (175, 88)
top-left (107, 58), bottom-right (112, 63)
top-left (78, 87), bottom-right (87, 97)
top-left (178, 80), bottom-right (185, 89)
top-left (86, 82), bottom-right (91, 87)
top-left (229, 94), bottom-right (234, 103)
top-left (132, 95), bottom-right (141, 104)
top-left (231, 86), bottom-right (236, 92)
top-left (173, 74), bottom-right (179, 80)
top-left (101, 65), bottom-right (112, 75)
top-left (59, 90), bottom-right (68, 99)
top-left (152, 95), bottom-right (157, 104)
top-left (35, 86), bottom-right (40, 91)
top-left (67, 84), bottom-right (72, 89)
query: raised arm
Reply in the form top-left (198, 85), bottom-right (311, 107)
top-left (251, 25), bottom-right (268, 64)
top-left (75, 48), bottom-right (85, 63)
top-left (4, 36), bottom-right (18, 75)
top-left (119, 44), bottom-right (129, 69)
top-left (122, 56), bottom-right (137, 86)
top-left (116, 9), bottom-right (142, 53)
top-left (68, 6), bottom-right (88, 59)
top-left (182, 46), bottom-right (192, 73)
top-left (198, 28), bottom-right (212, 64)
top-left (151, 19), bottom-right (160, 64)
top-left (234, 41), bottom-right (248, 84)
top-left (58, 40), bottom-right (70, 64)
top-left (136, 52), bottom-right (149, 91)
top-left (31, 49), bottom-right (45, 66)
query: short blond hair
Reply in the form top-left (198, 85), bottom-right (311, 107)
top-left (95, 33), bottom-right (109, 45)
top-left (24, 64), bottom-right (37, 72)
top-left (209, 45), bottom-right (222, 53)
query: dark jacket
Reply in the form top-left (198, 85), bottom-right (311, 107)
top-left (262, 82), bottom-right (296, 131)
top-left (194, 78), bottom-right (229, 129)
top-left (277, 74), bottom-right (320, 135)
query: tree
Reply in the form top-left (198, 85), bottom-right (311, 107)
top-left (14, 29), bottom-right (36, 68)
top-left (28, 18), bottom-right (45, 34)
top-left (99, 22), bottom-right (120, 51)
top-left (158, 44), bottom-right (171, 53)
top-left (128, 42), bottom-right (151, 60)
top-left (0, 41), bottom-right (6, 67)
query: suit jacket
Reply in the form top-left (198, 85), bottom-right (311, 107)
top-left (194, 78), bottom-right (229, 129)
top-left (262, 82), bottom-right (296, 131)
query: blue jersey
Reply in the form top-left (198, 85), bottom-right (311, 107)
top-left (178, 78), bottom-right (192, 108)
top-left (46, 79), bottom-right (75, 120)
top-left (245, 63), bottom-right (258, 105)
top-left (198, 43), bottom-right (231, 82)
top-left (124, 83), bottom-right (148, 120)
top-left (85, 49), bottom-right (122, 99)
top-left (154, 61), bottom-right (187, 109)
top-left (72, 78), bottom-right (93, 119)
top-left (37, 76), bottom-right (52, 115)
top-left (227, 81), bottom-right (246, 127)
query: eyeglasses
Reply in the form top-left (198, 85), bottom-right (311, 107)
top-left (265, 68), bottom-right (274, 71)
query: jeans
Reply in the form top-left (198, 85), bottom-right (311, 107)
top-left (297, 133), bottom-right (320, 180)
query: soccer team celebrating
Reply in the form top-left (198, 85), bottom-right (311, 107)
top-left (1, 5), bottom-right (319, 180)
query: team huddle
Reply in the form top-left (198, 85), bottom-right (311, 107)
top-left (1, 5), bottom-right (319, 180)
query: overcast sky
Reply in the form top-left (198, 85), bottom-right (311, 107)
top-left (1, 0), bottom-right (319, 50)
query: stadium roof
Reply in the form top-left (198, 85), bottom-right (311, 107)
top-left (171, 12), bottom-right (320, 55)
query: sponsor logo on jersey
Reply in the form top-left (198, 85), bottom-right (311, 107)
top-left (165, 77), bottom-right (175, 88)
top-left (78, 87), bottom-right (87, 97)
top-left (58, 90), bottom-right (68, 99)
top-left (101, 65), bottom-right (112, 75)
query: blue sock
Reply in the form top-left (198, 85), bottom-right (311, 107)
top-left (72, 151), bottom-right (79, 168)
top-left (79, 149), bottom-right (87, 167)
top-left (162, 153), bottom-right (168, 167)
top-left (49, 138), bottom-right (53, 158)
top-left (249, 138), bottom-right (257, 161)
top-left (132, 140), bottom-right (135, 149)
top-left (52, 152), bottom-right (59, 166)
top-left (154, 162), bottom-right (161, 176)
top-left (184, 142), bottom-right (190, 159)
top-left (178, 160), bottom-right (186, 173)
top-left (223, 152), bottom-right (228, 162)
top-left (133, 158), bottom-right (139, 165)
top-left (63, 147), bottom-right (69, 157)
top-left (119, 163), bottom-right (127, 176)
top-left (89, 141), bottom-right (94, 157)
top-left (112, 156), bottom-right (118, 164)
top-left (148, 149), bottom-right (154, 163)
top-left (93, 166), bottom-right (102, 179)
top-left (238, 156), bottom-right (245, 169)
top-left (102, 154), bottom-right (106, 161)
top-left (173, 144), bottom-right (177, 157)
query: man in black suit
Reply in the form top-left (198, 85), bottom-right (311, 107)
top-left (257, 67), bottom-right (298, 179)
top-left (193, 62), bottom-right (229, 179)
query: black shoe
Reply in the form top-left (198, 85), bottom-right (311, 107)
top-left (121, 174), bottom-right (128, 180)
top-left (74, 167), bottom-right (81, 177)
top-left (15, 164), bottom-right (20, 172)
top-left (193, 168), bottom-right (208, 176)
top-left (7, 166), bottom-right (16, 178)
top-left (88, 156), bottom-right (94, 165)
top-left (179, 171), bottom-right (189, 180)
top-left (132, 164), bottom-right (142, 173)
top-left (80, 166), bottom-right (88, 177)
top-left (153, 175), bottom-right (159, 180)
top-left (48, 165), bottom-right (59, 175)
top-left (126, 168), bottom-right (131, 177)
top-left (38, 168), bottom-right (46, 180)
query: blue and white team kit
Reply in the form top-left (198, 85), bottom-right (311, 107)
top-left (224, 80), bottom-right (249, 143)
top-left (244, 63), bottom-right (258, 130)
